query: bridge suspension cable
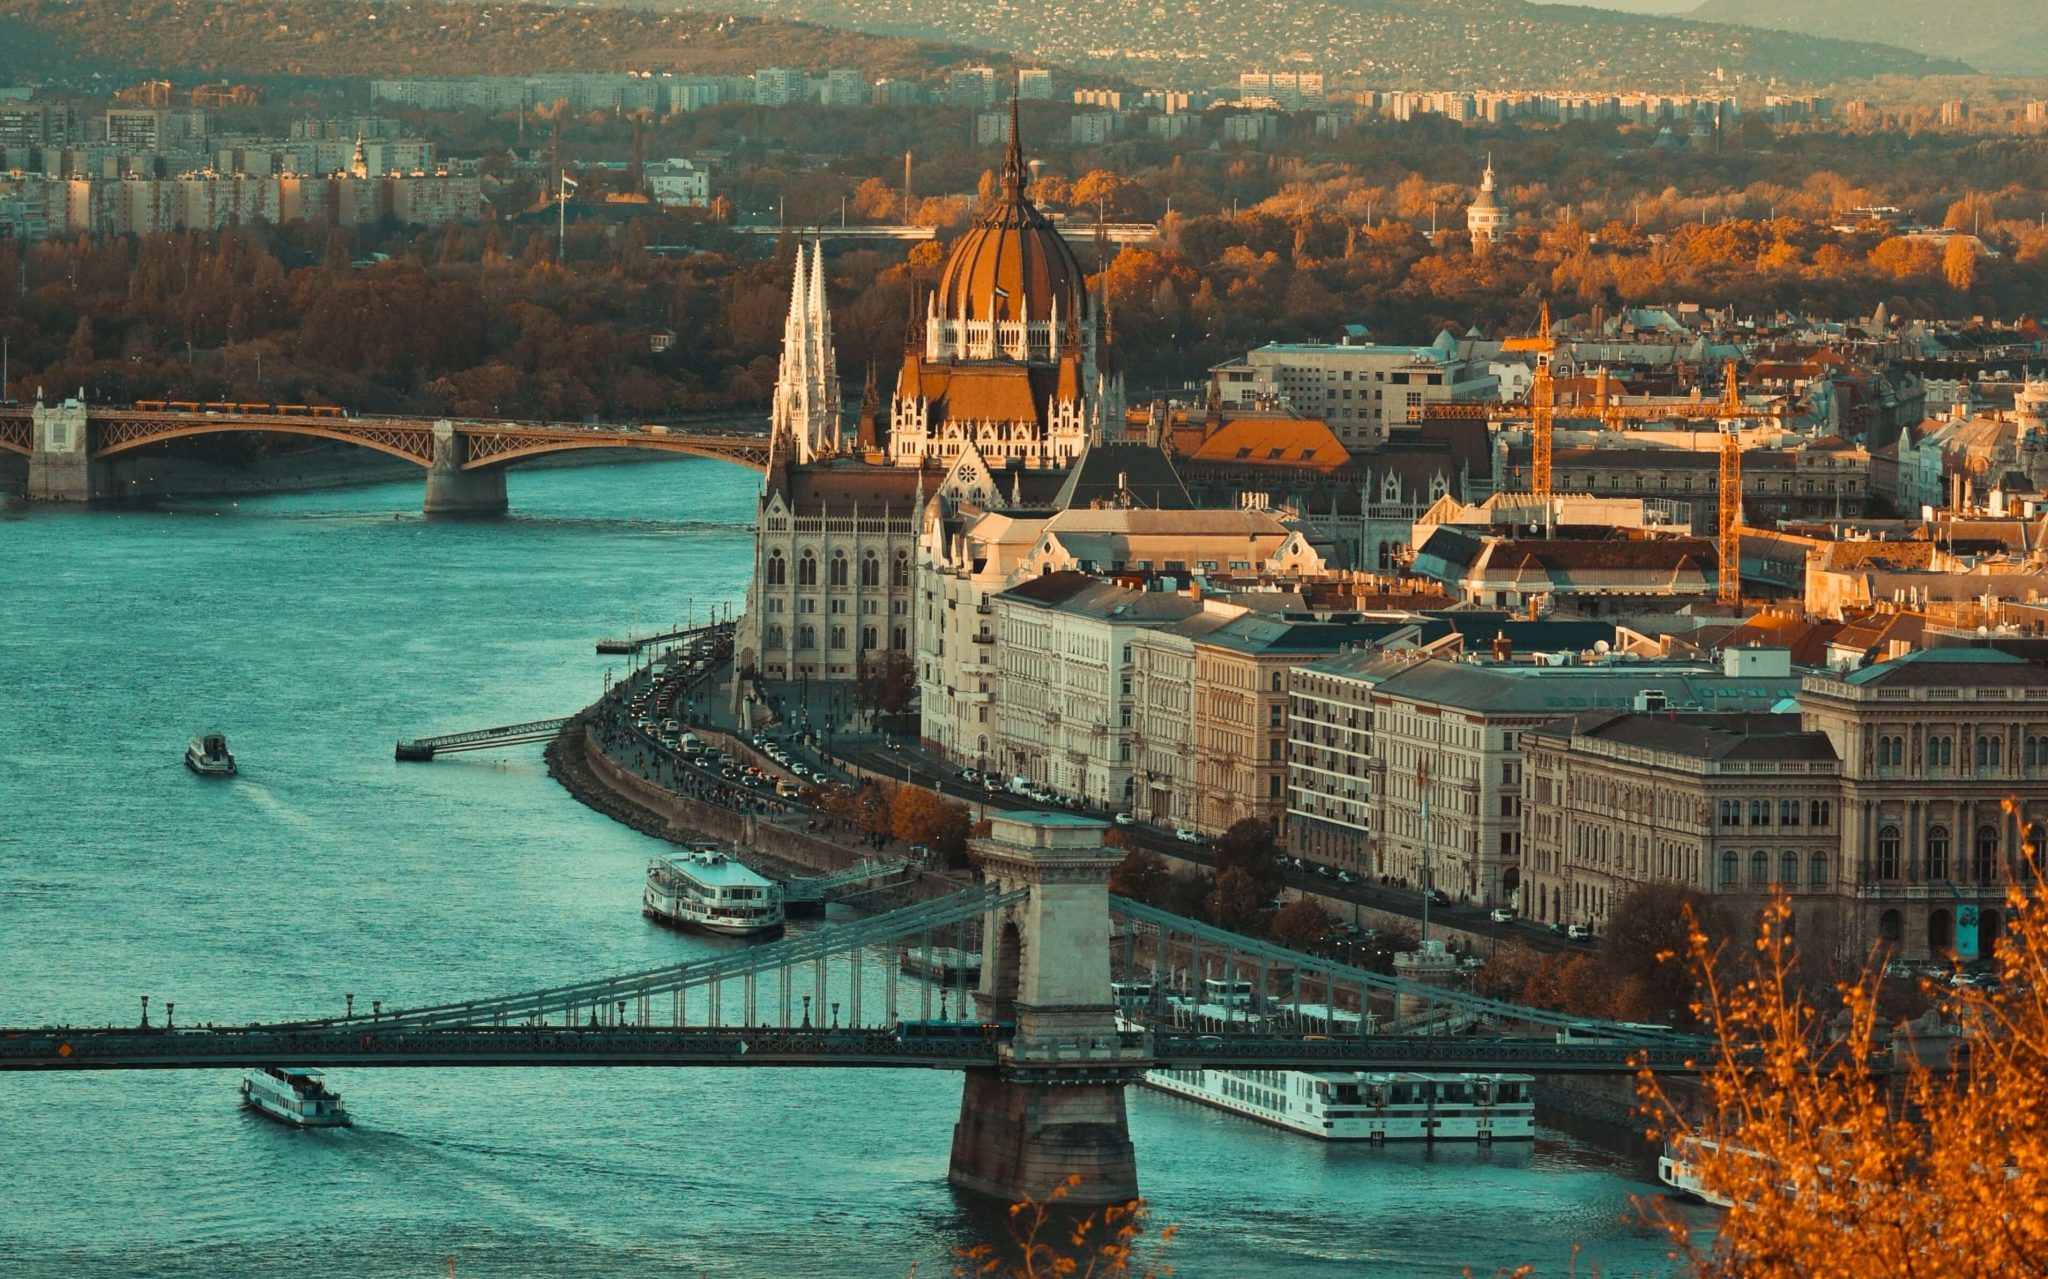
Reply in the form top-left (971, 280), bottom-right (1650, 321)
top-left (281, 884), bottom-right (1025, 1033)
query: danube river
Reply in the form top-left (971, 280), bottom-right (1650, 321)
top-left (0, 462), bottom-right (1707, 1277)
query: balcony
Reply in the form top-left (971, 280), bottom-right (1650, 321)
top-left (972, 633), bottom-right (995, 645)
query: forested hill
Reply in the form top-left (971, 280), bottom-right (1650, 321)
top-left (0, 0), bottom-right (987, 83)
top-left (699, 0), bottom-right (1966, 86)
top-left (1692, 0), bottom-right (2047, 77)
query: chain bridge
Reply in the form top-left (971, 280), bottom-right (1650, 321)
top-left (0, 814), bottom-right (1715, 1206)
top-left (0, 399), bottom-right (771, 513)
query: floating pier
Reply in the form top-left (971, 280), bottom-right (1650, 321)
top-left (899, 945), bottom-right (981, 985)
top-left (394, 717), bottom-right (569, 761)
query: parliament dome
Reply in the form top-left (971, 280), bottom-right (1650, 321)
top-left (932, 104), bottom-right (1088, 329)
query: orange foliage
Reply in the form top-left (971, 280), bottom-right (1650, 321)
top-left (954, 1176), bottom-right (1175, 1278)
top-left (1638, 887), bottom-right (2048, 1278)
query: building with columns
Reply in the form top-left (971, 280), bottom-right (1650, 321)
top-left (1798, 649), bottom-right (2048, 960)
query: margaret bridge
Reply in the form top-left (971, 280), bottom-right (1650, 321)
top-left (0, 811), bottom-right (1717, 1205)
top-left (0, 398), bottom-right (772, 514)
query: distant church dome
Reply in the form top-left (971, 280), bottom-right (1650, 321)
top-left (933, 100), bottom-right (1088, 328)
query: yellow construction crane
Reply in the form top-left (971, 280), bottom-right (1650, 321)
top-left (1497, 301), bottom-right (1558, 499)
top-left (1719, 420), bottom-right (1744, 606)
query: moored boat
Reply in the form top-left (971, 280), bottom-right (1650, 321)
top-left (186, 731), bottom-right (236, 776)
top-left (643, 846), bottom-right (785, 938)
top-left (240, 1066), bottom-right (350, 1128)
top-left (1143, 1063), bottom-right (1536, 1142)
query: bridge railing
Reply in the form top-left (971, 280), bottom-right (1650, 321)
top-left (273, 884), bottom-right (1024, 1033)
top-left (1111, 896), bottom-right (1711, 1043)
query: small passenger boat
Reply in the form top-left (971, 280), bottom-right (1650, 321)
top-left (185, 732), bottom-right (236, 776)
top-left (644, 847), bottom-right (785, 938)
top-left (240, 1066), bottom-right (350, 1128)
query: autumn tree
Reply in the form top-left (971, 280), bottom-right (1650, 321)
top-left (1639, 888), bottom-right (2048, 1279)
top-left (1204, 865), bottom-right (1272, 935)
top-left (1109, 848), bottom-right (1173, 908)
top-left (1944, 236), bottom-right (1979, 291)
top-left (1211, 818), bottom-right (1284, 896)
top-left (890, 785), bottom-right (971, 862)
top-left (1268, 899), bottom-right (1337, 953)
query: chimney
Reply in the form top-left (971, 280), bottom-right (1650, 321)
top-left (1491, 631), bottom-right (1512, 662)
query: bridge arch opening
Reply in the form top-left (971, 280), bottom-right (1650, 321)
top-left (988, 918), bottom-right (1022, 1023)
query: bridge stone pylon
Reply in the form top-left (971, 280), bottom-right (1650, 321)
top-left (948, 812), bottom-right (1147, 1207)
top-left (27, 399), bottom-right (96, 502)
top-left (422, 420), bottom-right (508, 517)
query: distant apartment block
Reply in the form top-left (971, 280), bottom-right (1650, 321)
top-left (947, 67), bottom-right (998, 109)
top-left (0, 171), bottom-right (479, 240)
top-left (1017, 69), bottom-right (1054, 101)
top-left (1069, 112), bottom-right (1117, 146)
top-left (1211, 333), bottom-right (1498, 447)
top-left (1238, 71), bottom-right (1323, 111)
top-left (819, 69), bottom-right (867, 108)
top-left (1073, 88), bottom-right (1123, 111)
top-left (753, 68), bottom-right (809, 108)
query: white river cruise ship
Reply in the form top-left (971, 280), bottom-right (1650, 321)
top-left (1144, 1065), bottom-right (1536, 1142)
top-left (644, 847), bottom-right (785, 938)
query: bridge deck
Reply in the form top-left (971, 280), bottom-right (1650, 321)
top-left (396, 717), bottom-right (570, 760)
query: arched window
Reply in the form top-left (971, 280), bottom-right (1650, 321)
top-left (1926, 825), bottom-right (1950, 881)
top-left (1751, 849), bottom-right (1769, 884)
top-left (1974, 825), bottom-right (1999, 881)
top-left (860, 552), bottom-right (880, 587)
top-left (861, 625), bottom-right (876, 651)
top-left (764, 624), bottom-right (784, 648)
top-left (1877, 736), bottom-right (1896, 767)
top-left (797, 625), bottom-right (815, 650)
top-left (766, 551), bottom-right (786, 586)
top-left (1780, 850), bottom-right (1799, 885)
top-left (830, 625), bottom-right (846, 649)
top-left (829, 552), bottom-right (848, 587)
top-left (797, 553), bottom-right (818, 587)
top-left (1377, 541), bottom-right (1392, 570)
top-left (1877, 825), bottom-right (1901, 880)
top-left (1977, 735), bottom-right (2003, 770)
top-left (892, 552), bottom-right (911, 587)
top-left (1809, 850), bottom-right (1829, 887)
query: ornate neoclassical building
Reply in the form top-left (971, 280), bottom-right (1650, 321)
top-left (738, 103), bottom-right (1129, 684)
top-left (887, 100), bottom-right (1122, 468)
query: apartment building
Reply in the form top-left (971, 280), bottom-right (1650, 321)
top-left (1520, 711), bottom-right (1843, 934)
top-left (1211, 335), bottom-right (1497, 447)
top-left (1285, 648), bottom-right (1803, 908)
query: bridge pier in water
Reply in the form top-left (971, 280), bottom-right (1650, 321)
top-left (422, 420), bottom-right (508, 517)
top-left (948, 812), bottom-right (1144, 1207)
top-left (26, 400), bottom-right (100, 502)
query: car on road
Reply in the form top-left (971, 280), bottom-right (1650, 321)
top-left (1548, 921), bottom-right (1567, 936)
top-left (1336, 870), bottom-right (1354, 884)
top-left (1113, 812), bottom-right (1135, 826)
top-left (1174, 828), bottom-right (1202, 844)
top-left (1566, 923), bottom-right (1591, 942)
top-left (960, 769), bottom-right (980, 783)
top-left (1490, 908), bottom-right (1516, 924)
top-left (1427, 888), bottom-right (1451, 907)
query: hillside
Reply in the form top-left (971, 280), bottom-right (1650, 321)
top-left (0, 0), bottom-right (989, 83)
top-left (698, 0), bottom-right (1965, 87)
top-left (1693, 0), bottom-right (2044, 76)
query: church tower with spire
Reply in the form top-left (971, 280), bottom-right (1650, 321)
top-left (769, 240), bottom-right (844, 465)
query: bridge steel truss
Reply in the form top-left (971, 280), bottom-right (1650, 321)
top-left (1109, 896), bottom-right (1715, 1050)
top-left (0, 410), bottom-right (29, 457)
top-left (0, 890), bottom-right (1727, 1076)
top-left (455, 425), bottom-right (772, 472)
top-left (87, 413), bottom-right (440, 465)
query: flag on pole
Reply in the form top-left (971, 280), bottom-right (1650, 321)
top-left (560, 174), bottom-right (578, 193)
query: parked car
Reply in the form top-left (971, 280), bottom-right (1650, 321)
top-left (1490, 908), bottom-right (1516, 924)
top-left (1427, 888), bottom-right (1451, 907)
top-left (1548, 921), bottom-right (1567, 936)
top-left (1174, 828), bottom-right (1202, 844)
top-left (1113, 812), bottom-right (1135, 826)
top-left (1566, 923), bottom-right (1592, 942)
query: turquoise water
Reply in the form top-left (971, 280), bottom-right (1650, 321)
top-left (0, 464), bottom-right (1706, 1277)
